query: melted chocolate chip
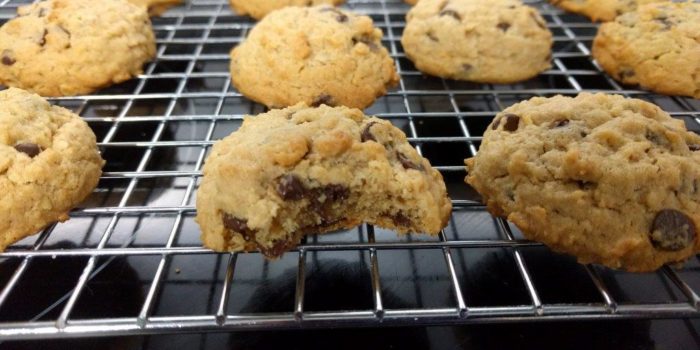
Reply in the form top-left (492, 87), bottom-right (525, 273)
top-left (222, 213), bottom-right (256, 241)
top-left (391, 212), bottom-right (412, 227)
top-left (311, 93), bottom-right (335, 107)
top-left (551, 119), bottom-right (569, 128)
top-left (397, 152), bottom-right (423, 171)
top-left (361, 121), bottom-right (378, 142)
top-left (276, 174), bottom-right (305, 201)
top-left (14, 142), bottom-right (41, 158)
top-left (502, 114), bottom-right (520, 132)
top-left (689, 144), bottom-right (700, 151)
top-left (2, 50), bottom-right (15, 66)
top-left (320, 7), bottom-right (348, 23)
top-left (439, 9), bottom-right (461, 21)
top-left (497, 22), bottom-right (511, 32)
top-left (322, 184), bottom-right (349, 202)
top-left (650, 209), bottom-right (696, 251)
top-left (258, 239), bottom-right (295, 258)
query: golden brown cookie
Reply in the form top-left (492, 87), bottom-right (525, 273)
top-left (548, 0), bottom-right (666, 22)
top-left (229, 0), bottom-right (346, 20)
top-left (196, 104), bottom-right (451, 257)
top-left (466, 93), bottom-right (700, 272)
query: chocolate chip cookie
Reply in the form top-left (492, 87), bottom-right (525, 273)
top-left (229, 0), bottom-right (346, 20)
top-left (592, 1), bottom-right (700, 99)
top-left (0, 0), bottom-right (156, 97)
top-left (401, 0), bottom-right (553, 84)
top-left (548, 0), bottom-right (666, 22)
top-left (0, 87), bottom-right (104, 251)
top-left (196, 104), bottom-right (451, 257)
top-left (127, 0), bottom-right (183, 16)
top-left (230, 5), bottom-right (399, 109)
top-left (465, 93), bottom-right (700, 272)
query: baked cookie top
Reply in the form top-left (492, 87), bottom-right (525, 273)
top-left (230, 5), bottom-right (399, 109)
top-left (230, 0), bottom-right (346, 20)
top-left (0, 87), bottom-right (104, 251)
top-left (0, 0), bottom-right (156, 96)
top-left (592, 1), bottom-right (700, 99)
top-left (548, 0), bottom-right (666, 22)
top-left (465, 93), bottom-right (700, 272)
top-left (196, 104), bottom-right (451, 257)
top-left (127, 0), bottom-right (183, 16)
top-left (401, 0), bottom-right (552, 83)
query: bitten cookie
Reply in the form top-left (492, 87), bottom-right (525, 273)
top-left (230, 5), bottom-right (399, 109)
top-left (230, 0), bottom-right (346, 20)
top-left (401, 0), bottom-right (552, 84)
top-left (0, 88), bottom-right (104, 251)
top-left (592, 2), bottom-right (700, 99)
top-left (127, 0), bottom-right (183, 16)
top-left (0, 0), bottom-right (156, 97)
top-left (465, 93), bottom-right (700, 272)
top-left (548, 0), bottom-right (666, 22)
top-left (196, 104), bottom-right (451, 257)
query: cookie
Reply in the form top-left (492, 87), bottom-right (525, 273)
top-left (127, 0), bottom-right (183, 16)
top-left (401, 0), bottom-right (552, 84)
top-left (0, 87), bottom-right (104, 251)
top-left (465, 93), bottom-right (700, 272)
top-left (548, 0), bottom-right (665, 22)
top-left (229, 0), bottom-right (346, 20)
top-left (592, 2), bottom-right (700, 99)
top-left (0, 0), bottom-right (156, 97)
top-left (230, 5), bottom-right (399, 109)
top-left (196, 104), bottom-right (451, 257)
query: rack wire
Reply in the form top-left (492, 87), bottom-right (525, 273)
top-left (0, 0), bottom-right (699, 341)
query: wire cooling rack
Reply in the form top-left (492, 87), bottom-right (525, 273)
top-left (0, 0), bottom-right (699, 341)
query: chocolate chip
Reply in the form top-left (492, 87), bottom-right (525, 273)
top-left (618, 68), bottom-right (635, 80)
top-left (654, 16), bottom-right (673, 30)
top-left (352, 35), bottom-right (379, 51)
top-left (497, 22), bottom-right (511, 32)
top-left (38, 29), bottom-right (47, 46)
top-left (646, 130), bottom-right (667, 146)
top-left (361, 121), bottom-right (378, 142)
top-left (439, 9), bottom-right (461, 21)
top-left (14, 142), bottom-right (42, 158)
top-left (689, 144), bottom-right (700, 151)
top-left (322, 184), bottom-right (349, 202)
top-left (462, 63), bottom-right (473, 72)
top-left (311, 93), bottom-right (335, 107)
top-left (391, 212), bottom-right (412, 227)
top-left (258, 239), bottom-right (295, 258)
top-left (222, 213), bottom-right (256, 242)
top-left (491, 116), bottom-right (502, 130)
top-left (551, 119), bottom-right (569, 128)
top-left (2, 50), bottom-right (15, 66)
top-left (320, 7), bottom-right (348, 23)
top-left (502, 114), bottom-right (520, 132)
top-left (276, 174), bottom-right (305, 201)
top-left (650, 209), bottom-right (696, 251)
top-left (397, 152), bottom-right (423, 171)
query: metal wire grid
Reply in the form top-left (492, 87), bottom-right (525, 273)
top-left (0, 0), bottom-right (698, 341)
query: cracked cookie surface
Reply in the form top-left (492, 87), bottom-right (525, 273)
top-left (548, 0), bottom-right (666, 22)
top-left (0, 0), bottom-right (156, 97)
top-left (592, 2), bottom-right (700, 99)
top-left (0, 88), bottom-right (104, 251)
top-left (229, 5), bottom-right (399, 109)
top-left (401, 0), bottom-right (552, 84)
top-left (196, 104), bottom-right (451, 257)
top-left (465, 93), bottom-right (700, 272)
top-left (229, 0), bottom-right (345, 20)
